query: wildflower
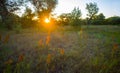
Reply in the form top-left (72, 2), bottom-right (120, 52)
top-left (113, 44), bottom-right (118, 51)
top-left (46, 35), bottom-right (50, 45)
top-left (18, 54), bottom-right (24, 62)
top-left (59, 48), bottom-right (65, 55)
top-left (4, 59), bottom-right (13, 65)
top-left (112, 43), bottom-right (119, 57)
top-left (3, 34), bottom-right (10, 44)
top-left (46, 54), bottom-right (52, 64)
top-left (38, 39), bottom-right (43, 46)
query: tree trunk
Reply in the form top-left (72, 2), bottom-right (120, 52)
top-left (87, 14), bottom-right (94, 26)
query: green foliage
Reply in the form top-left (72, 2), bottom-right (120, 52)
top-left (20, 8), bottom-right (36, 28)
top-left (106, 16), bottom-right (120, 25)
top-left (92, 13), bottom-right (105, 25)
top-left (13, 24), bottom-right (22, 33)
top-left (86, 2), bottom-right (99, 17)
top-left (0, 0), bottom-right (27, 29)
top-left (58, 13), bottom-right (71, 26)
top-left (0, 25), bottom-right (120, 73)
top-left (71, 7), bottom-right (82, 20)
top-left (70, 19), bottom-right (81, 26)
top-left (86, 2), bottom-right (99, 25)
top-left (0, 20), bottom-right (6, 31)
top-left (32, 0), bottom-right (58, 14)
top-left (0, 0), bottom-right (58, 30)
top-left (70, 7), bottom-right (82, 26)
top-left (58, 7), bottom-right (82, 26)
top-left (0, 12), bottom-right (21, 30)
top-left (95, 13), bottom-right (105, 20)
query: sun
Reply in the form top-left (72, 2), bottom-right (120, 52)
top-left (45, 18), bottom-right (50, 23)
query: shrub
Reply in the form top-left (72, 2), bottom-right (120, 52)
top-left (13, 23), bottom-right (22, 33)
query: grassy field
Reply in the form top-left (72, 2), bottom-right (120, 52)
top-left (0, 25), bottom-right (120, 73)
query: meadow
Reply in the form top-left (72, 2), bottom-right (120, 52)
top-left (0, 25), bottom-right (120, 73)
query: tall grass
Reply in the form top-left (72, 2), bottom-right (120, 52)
top-left (0, 25), bottom-right (120, 73)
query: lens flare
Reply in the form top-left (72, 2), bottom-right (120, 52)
top-left (45, 18), bottom-right (50, 23)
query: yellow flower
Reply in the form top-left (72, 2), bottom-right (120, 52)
top-left (60, 48), bottom-right (65, 55)
top-left (46, 54), bottom-right (52, 64)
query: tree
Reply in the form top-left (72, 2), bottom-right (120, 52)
top-left (92, 13), bottom-right (105, 25)
top-left (21, 8), bottom-right (36, 28)
top-left (0, 0), bottom-right (58, 29)
top-left (71, 7), bottom-right (82, 20)
top-left (106, 16), bottom-right (120, 25)
top-left (58, 13), bottom-right (71, 25)
top-left (58, 7), bottom-right (82, 26)
top-left (96, 13), bottom-right (105, 20)
top-left (0, 0), bottom-right (12, 29)
top-left (31, 0), bottom-right (57, 13)
top-left (31, 0), bottom-right (58, 22)
top-left (0, 0), bottom-right (27, 29)
top-left (70, 7), bottom-right (82, 26)
top-left (86, 2), bottom-right (99, 25)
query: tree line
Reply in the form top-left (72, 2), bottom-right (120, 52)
top-left (58, 2), bottom-right (120, 26)
top-left (0, 0), bottom-right (58, 30)
top-left (0, 1), bottom-right (120, 30)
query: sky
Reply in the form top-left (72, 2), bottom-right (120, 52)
top-left (53, 0), bottom-right (120, 18)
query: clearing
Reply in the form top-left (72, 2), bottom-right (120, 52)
top-left (0, 25), bottom-right (120, 73)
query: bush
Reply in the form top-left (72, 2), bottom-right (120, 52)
top-left (13, 23), bottom-right (22, 33)
top-left (70, 19), bottom-right (81, 26)
top-left (106, 16), bottom-right (120, 25)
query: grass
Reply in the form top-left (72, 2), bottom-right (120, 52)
top-left (0, 25), bottom-right (120, 73)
